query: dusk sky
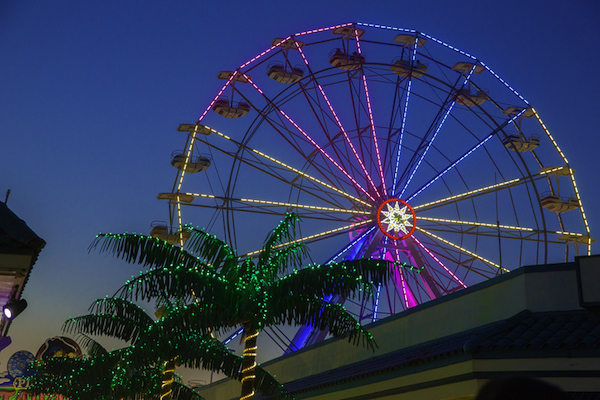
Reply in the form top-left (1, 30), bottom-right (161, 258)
top-left (1, 0), bottom-right (599, 387)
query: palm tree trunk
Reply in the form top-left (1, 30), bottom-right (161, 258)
top-left (160, 358), bottom-right (176, 400)
top-left (240, 325), bottom-right (259, 400)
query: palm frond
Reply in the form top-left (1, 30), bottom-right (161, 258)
top-left (258, 213), bottom-right (306, 271)
top-left (63, 313), bottom-right (146, 343)
top-left (171, 332), bottom-right (288, 399)
top-left (75, 333), bottom-right (109, 357)
top-left (118, 266), bottom-right (237, 309)
top-left (89, 297), bottom-right (154, 329)
top-left (269, 296), bottom-right (377, 350)
top-left (145, 303), bottom-right (233, 343)
top-left (184, 228), bottom-right (239, 272)
top-left (264, 242), bottom-right (308, 278)
top-left (172, 382), bottom-right (205, 400)
top-left (90, 233), bottom-right (204, 271)
top-left (271, 258), bottom-right (393, 302)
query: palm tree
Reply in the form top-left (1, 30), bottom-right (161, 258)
top-left (27, 297), bottom-right (287, 400)
top-left (91, 213), bottom-right (397, 400)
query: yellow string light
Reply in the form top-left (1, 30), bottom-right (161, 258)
top-left (417, 216), bottom-right (534, 232)
top-left (200, 124), bottom-right (372, 206)
top-left (244, 219), bottom-right (373, 257)
top-left (533, 108), bottom-right (591, 255)
top-left (413, 178), bottom-right (523, 210)
top-left (416, 227), bottom-right (510, 273)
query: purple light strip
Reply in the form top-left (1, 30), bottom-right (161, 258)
top-left (406, 108), bottom-right (526, 202)
top-left (241, 72), bottom-right (375, 203)
top-left (399, 64), bottom-right (477, 199)
top-left (412, 236), bottom-right (467, 288)
top-left (241, 73), bottom-right (264, 95)
top-left (279, 110), bottom-right (376, 202)
top-left (355, 29), bottom-right (386, 189)
top-left (296, 45), bottom-right (380, 196)
top-left (239, 37), bottom-right (291, 70)
top-left (197, 72), bottom-right (237, 122)
top-left (392, 36), bottom-right (420, 195)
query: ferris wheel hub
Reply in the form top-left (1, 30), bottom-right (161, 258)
top-left (376, 198), bottom-right (416, 240)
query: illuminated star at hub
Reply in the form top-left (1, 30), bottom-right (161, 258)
top-left (381, 201), bottom-right (413, 236)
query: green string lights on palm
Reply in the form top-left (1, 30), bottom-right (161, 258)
top-left (81, 213), bottom-right (414, 399)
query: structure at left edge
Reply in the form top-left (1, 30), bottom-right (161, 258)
top-left (0, 198), bottom-right (46, 352)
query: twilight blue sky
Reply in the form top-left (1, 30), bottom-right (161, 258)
top-left (1, 0), bottom-right (599, 385)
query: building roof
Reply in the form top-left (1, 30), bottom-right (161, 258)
top-left (263, 309), bottom-right (600, 399)
top-left (0, 201), bottom-right (46, 255)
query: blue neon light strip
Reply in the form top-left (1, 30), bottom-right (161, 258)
top-left (407, 135), bottom-right (494, 202)
top-left (223, 327), bottom-right (244, 345)
top-left (392, 36), bottom-right (420, 196)
top-left (328, 225), bottom-right (377, 264)
top-left (406, 108), bottom-right (527, 203)
top-left (357, 22), bottom-right (531, 106)
top-left (479, 61), bottom-right (529, 104)
top-left (372, 283), bottom-right (381, 322)
top-left (398, 64), bottom-right (477, 199)
top-left (356, 22), bottom-right (415, 33)
top-left (418, 32), bottom-right (477, 60)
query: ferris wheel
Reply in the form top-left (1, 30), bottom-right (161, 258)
top-left (157, 22), bottom-right (592, 350)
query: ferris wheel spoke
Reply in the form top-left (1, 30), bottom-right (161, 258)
top-left (243, 219), bottom-right (374, 258)
top-left (410, 235), bottom-right (468, 289)
top-left (198, 125), bottom-right (371, 207)
top-left (295, 45), bottom-right (380, 195)
top-left (417, 221), bottom-right (586, 245)
top-left (279, 110), bottom-right (376, 202)
top-left (415, 226), bottom-right (509, 273)
top-left (412, 172), bottom-right (547, 212)
top-left (182, 199), bottom-right (362, 223)
top-left (398, 65), bottom-right (480, 199)
top-left (392, 36), bottom-right (423, 196)
top-left (405, 115), bottom-right (528, 202)
top-left (195, 135), bottom-right (358, 210)
top-left (185, 193), bottom-right (370, 216)
top-left (417, 216), bottom-right (536, 235)
top-left (354, 31), bottom-right (386, 188)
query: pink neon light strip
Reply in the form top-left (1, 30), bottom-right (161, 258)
top-left (296, 45), bottom-right (379, 195)
top-left (241, 73), bottom-right (264, 95)
top-left (279, 110), bottom-right (376, 202)
top-left (197, 72), bottom-right (238, 122)
top-left (295, 22), bottom-right (353, 37)
top-left (394, 248), bottom-right (419, 308)
top-left (239, 36), bottom-right (292, 70)
top-left (388, 250), bottom-right (409, 308)
top-left (242, 71), bottom-right (375, 202)
top-left (412, 236), bottom-right (467, 288)
top-left (355, 30), bottom-right (386, 189)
